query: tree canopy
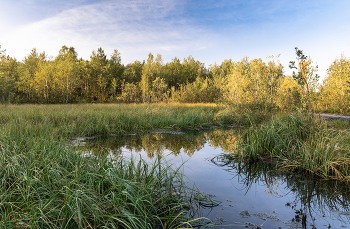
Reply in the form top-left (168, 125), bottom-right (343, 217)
top-left (0, 45), bottom-right (349, 114)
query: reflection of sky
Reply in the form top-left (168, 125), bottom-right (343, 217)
top-left (77, 132), bottom-right (350, 228)
top-left (165, 144), bottom-right (291, 228)
top-left (115, 142), bottom-right (350, 228)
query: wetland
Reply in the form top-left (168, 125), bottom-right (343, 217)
top-left (71, 128), bottom-right (350, 228)
top-left (1, 104), bottom-right (350, 228)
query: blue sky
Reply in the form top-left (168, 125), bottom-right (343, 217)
top-left (1, 0), bottom-right (349, 80)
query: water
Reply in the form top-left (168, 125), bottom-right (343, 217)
top-left (69, 128), bottom-right (350, 228)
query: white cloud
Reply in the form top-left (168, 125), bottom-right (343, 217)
top-left (2, 0), bottom-right (213, 63)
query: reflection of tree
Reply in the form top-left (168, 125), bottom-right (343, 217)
top-left (211, 158), bottom-right (350, 227)
top-left (205, 128), bottom-right (238, 153)
top-left (141, 134), bottom-right (165, 158)
top-left (78, 128), bottom-right (239, 160)
top-left (80, 131), bottom-right (207, 159)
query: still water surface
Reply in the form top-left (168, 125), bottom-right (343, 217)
top-left (70, 128), bottom-right (350, 229)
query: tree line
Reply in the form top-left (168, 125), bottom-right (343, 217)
top-left (1, 45), bottom-right (349, 113)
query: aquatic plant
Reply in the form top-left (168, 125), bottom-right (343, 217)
top-left (235, 113), bottom-right (350, 181)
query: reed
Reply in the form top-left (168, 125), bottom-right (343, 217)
top-left (235, 113), bottom-right (350, 181)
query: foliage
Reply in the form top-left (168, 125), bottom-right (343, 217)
top-left (170, 77), bottom-right (222, 103)
top-left (289, 47), bottom-right (320, 113)
top-left (0, 47), bottom-right (18, 104)
top-left (224, 56), bottom-right (283, 107)
top-left (1, 45), bottom-right (350, 116)
top-left (318, 55), bottom-right (350, 114)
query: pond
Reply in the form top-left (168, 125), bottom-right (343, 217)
top-left (69, 128), bottom-right (350, 229)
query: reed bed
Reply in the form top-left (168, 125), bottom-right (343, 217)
top-left (235, 113), bottom-right (350, 181)
top-left (0, 103), bottom-right (223, 228)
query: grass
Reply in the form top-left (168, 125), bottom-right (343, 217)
top-left (232, 113), bottom-right (350, 181)
top-left (0, 103), bottom-right (226, 228)
top-left (215, 102), bottom-right (280, 126)
top-left (3, 102), bottom-right (349, 227)
top-left (0, 145), bottom-right (210, 228)
top-left (326, 119), bottom-right (350, 130)
top-left (0, 103), bottom-right (232, 137)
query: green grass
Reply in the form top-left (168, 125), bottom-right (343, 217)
top-left (233, 113), bottom-right (350, 181)
top-left (0, 145), bottom-right (210, 228)
top-left (216, 102), bottom-right (280, 126)
top-left (0, 103), bottom-right (231, 137)
top-left (0, 103), bottom-right (225, 228)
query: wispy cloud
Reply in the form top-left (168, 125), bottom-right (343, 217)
top-left (3, 0), bottom-right (214, 63)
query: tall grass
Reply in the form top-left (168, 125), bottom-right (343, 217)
top-left (235, 113), bottom-right (350, 181)
top-left (0, 103), bottom-right (223, 228)
top-left (214, 102), bottom-right (280, 126)
top-left (0, 142), bottom-right (209, 228)
top-left (0, 103), bottom-right (229, 137)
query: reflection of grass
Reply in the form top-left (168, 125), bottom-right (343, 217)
top-left (0, 104), bottom-right (228, 228)
top-left (233, 113), bottom-right (350, 181)
top-left (211, 158), bottom-right (350, 225)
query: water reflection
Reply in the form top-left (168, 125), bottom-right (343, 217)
top-left (71, 128), bottom-right (350, 228)
top-left (73, 128), bottom-right (238, 159)
top-left (211, 158), bottom-right (350, 228)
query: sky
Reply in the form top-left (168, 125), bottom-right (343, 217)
top-left (1, 0), bottom-right (350, 81)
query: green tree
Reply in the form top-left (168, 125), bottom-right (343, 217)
top-left (163, 57), bottom-right (182, 89)
top-left (119, 82), bottom-right (140, 103)
top-left (53, 46), bottom-right (80, 103)
top-left (34, 58), bottom-right (55, 103)
top-left (289, 47), bottom-right (319, 113)
top-left (141, 53), bottom-right (164, 103)
top-left (123, 60), bottom-right (143, 84)
top-left (17, 48), bottom-right (46, 102)
top-left (224, 56), bottom-right (283, 107)
top-left (181, 55), bottom-right (207, 84)
top-left (76, 59), bottom-right (92, 102)
top-left (152, 77), bottom-right (167, 102)
top-left (0, 47), bottom-right (18, 103)
top-left (90, 47), bottom-right (109, 102)
top-left (224, 56), bottom-right (250, 104)
top-left (266, 54), bottom-right (284, 104)
top-left (107, 49), bottom-right (124, 98)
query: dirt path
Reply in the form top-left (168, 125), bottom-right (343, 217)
top-left (317, 113), bottom-right (350, 122)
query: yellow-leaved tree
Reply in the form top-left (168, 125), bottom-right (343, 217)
top-left (224, 56), bottom-right (283, 106)
top-left (319, 55), bottom-right (350, 113)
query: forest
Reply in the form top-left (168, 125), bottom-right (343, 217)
top-left (1, 45), bottom-right (350, 114)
